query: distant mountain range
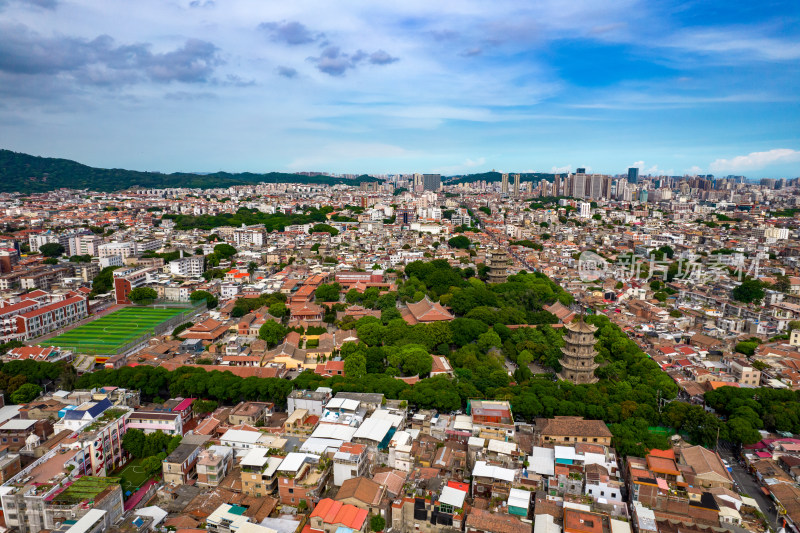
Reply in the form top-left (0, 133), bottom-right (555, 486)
top-left (0, 149), bottom-right (382, 193)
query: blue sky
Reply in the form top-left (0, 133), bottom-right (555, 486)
top-left (0, 0), bottom-right (798, 178)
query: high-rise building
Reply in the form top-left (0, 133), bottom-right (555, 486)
top-left (413, 173), bottom-right (424, 193)
top-left (576, 167), bottom-right (586, 174)
top-left (578, 201), bottom-right (591, 218)
top-left (422, 174), bottom-right (441, 192)
top-left (571, 173), bottom-right (586, 198)
top-left (627, 167), bottom-right (639, 183)
top-left (638, 188), bottom-right (648, 203)
top-left (552, 175), bottom-right (562, 196)
top-left (559, 319), bottom-right (599, 384)
top-left (589, 175), bottom-right (603, 200)
top-left (513, 173), bottom-right (520, 196)
top-left (501, 173), bottom-right (509, 194)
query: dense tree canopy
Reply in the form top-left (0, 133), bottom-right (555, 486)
top-left (315, 283), bottom-right (342, 302)
top-left (448, 236), bottom-right (471, 249)
top-left (259, 321), bottom-right (288, 347)
top-left (732, 278), bottom-right (766, 304)
top-left (128, 287), bottom-right (158, 303)
top-left (190, 290), bottom-right (218, 309)
top-left (309, 224), bottom-right (339, 237)
top-left (39, 243), bottom-right (65, 257)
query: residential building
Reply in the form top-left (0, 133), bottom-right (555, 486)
top-left (126, 411), bottom-right (183, 435)
top-left (309, 498), bottom-right (368, 533)
top-left (276, 452), bottom-right (328, 509)
top-left (241, 448), bottom-right (284, 497)
top-left (535, 416), bottom-right (613, 446)
top-left (333, 442), bottom-right (369, 486)
top-left (162, 442), bottom-right (202, 486)
top-left (197, 445), bottom-right (234, 487)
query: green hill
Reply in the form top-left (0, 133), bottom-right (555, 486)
top-left (0, 149), bottom-right (382, 193)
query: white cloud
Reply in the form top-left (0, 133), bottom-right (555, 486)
top-left (685, 165), bottom-right (703, 175)
top-left (709, 149), bottom-right (800, 172)
top-left (631, 160), bottom-right (644, 169)
top-left (286, 141), bottom-right (412, 169)
top-left (434, 157), bottom-right (487, 174)
top-left (551, 165), bottom-right (571, 173)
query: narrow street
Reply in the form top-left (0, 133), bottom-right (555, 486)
top-left (718, 446), bottom-right (779, 531)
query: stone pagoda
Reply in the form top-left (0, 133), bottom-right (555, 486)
top-left (558, 318), bottom-right (599, 384)
top-left (486, 249), bottom-right (511, 284)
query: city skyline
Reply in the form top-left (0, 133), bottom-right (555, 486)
top-left (0, 0), bottom-right (798, 178)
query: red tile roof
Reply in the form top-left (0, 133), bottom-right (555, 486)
top-left (311, 498), bottom-right (368, 530)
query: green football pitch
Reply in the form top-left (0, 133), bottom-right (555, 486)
top-left (44, 306), bottom-right (187, 355)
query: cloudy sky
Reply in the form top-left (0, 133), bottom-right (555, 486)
top-left (1, 0), bottom-right (799, 177)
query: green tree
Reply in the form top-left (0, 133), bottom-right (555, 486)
top-left (774, 274), bottom-right (791, 293)
top-left (734, 340), bottom-right (760, 356)
top-left (122, 428), bottom-right (146, 458)
top-left (732, 279), bottom-right (765, 304)
top-left (9, 383), bottom-right (42, 404)
top-left (213, 243), bottom-right (237, 258)
top-left (315, 283), bottom-right (342, 302)
top-left (192, 399), bottom-right (218, 414)
top-left (190, 290), bottom-right (218, 309)
top-left (42, 257), bottom-right (58, 265)
top-left (268, 301), bottom-right (288, 318)
top-left (128, 287), bottom-right (158, 303)
top-left (448, 236), bottom-right (470, 249)
top-left (309, 224), bottom-right (339, 236)
top-left (39, 242), bottom-right (65, 257)
top-left (344, 353), bottom-right (367, 379)
top-left (259, 321), bottom-right (288, 347)
top-left (370, 515), bottom-right (386, 532)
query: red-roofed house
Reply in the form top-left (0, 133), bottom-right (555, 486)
top-left (309, 498), bottom-right (369, 533)
top-left (315, 360), bottom-right (345, 377)
top-left (3, 345), bottom-right (72, 363)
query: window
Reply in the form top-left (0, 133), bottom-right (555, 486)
top-left (288, 488), bottom-right (294, 494)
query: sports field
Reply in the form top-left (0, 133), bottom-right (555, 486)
top-left (114, 459), bottom-right (150, 497)
top-left (44, 306), bottom-right (186, 355)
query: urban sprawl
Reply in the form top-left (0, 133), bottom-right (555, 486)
top-left (0, 169), bottom-right (798, 533)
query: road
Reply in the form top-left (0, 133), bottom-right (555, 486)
top-left (718, 445), bottom-right (779, 531)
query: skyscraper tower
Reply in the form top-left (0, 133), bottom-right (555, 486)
top-left (558, 319), bottom-right (599, 384)
top-left (627, 167), bottom-right (639, 183)
top-left (513, 173), bottom-right (521, 196)
top-left (501, 173), bottom-right (509, 194)
top-left (422, 174), bottom-right (441, 191)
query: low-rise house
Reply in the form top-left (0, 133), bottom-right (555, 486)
top-left (126, 411), bottom-right (183, 436)
top-left (276, 452), bottom-right (328, 509)
top-left (335, 476), bottom-right (386, 516)
top-left (0, 419), bottom-right (53, 452)
top-left (308, 498), bottom-right (368, 533)
top-left (241, 448), bottom-right (285, 497)
top-left (163, 442), bottom-right (203, 486)
top-left (464, 508), bottom-right (529, 533)
top-left (197, 445), bottom-right (234, 487)
top-left (228, 401), bottom-right (273, 426)
top-left (535, 416), bottom-right (613, 446)
top-left (333, 442), bottom-right (369, 486)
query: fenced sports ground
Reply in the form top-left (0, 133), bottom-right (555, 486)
top-left (43, 301), bottom-right (203, 355)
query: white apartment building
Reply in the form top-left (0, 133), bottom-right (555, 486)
top-left (169, 255), bottom-right (205, 277)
